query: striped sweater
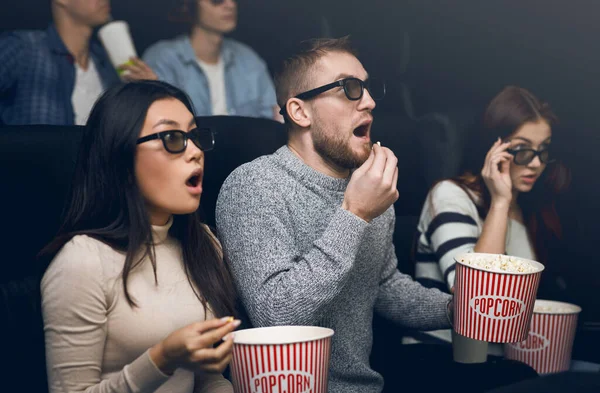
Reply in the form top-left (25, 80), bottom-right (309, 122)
top-left (415, 180), bottom-right (535, 292)
top-left (409, 181), bottom-right (535, 351)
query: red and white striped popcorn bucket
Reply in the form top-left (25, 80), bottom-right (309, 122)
top-left (505, 299), bottom-right (581, 374)
top-left (230, 326), bottom-right (334, 393)
top-left (453, 253), bottom-right (544, 343)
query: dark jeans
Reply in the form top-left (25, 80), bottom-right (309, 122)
top-left (376, 344), bottom-right (538, 393)
top-left (487, 371), bottom-right (600, 393)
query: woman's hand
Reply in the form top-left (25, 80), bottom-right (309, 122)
top-left (481, 138), bottom-right (513, 208)
top-left (150, 317), bottom-right (240, 375)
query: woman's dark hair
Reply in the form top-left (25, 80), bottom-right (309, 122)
top-left (451, 86), bottom-right (571, 263)
top-left (41, 80), bottom-right (236, 318)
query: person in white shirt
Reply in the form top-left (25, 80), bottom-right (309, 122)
top-left (142, 0), bottom-right (281, 121)
top-left (0, 0), bottom-right (121, 125)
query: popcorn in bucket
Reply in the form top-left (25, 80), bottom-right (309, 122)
top-left (505, 299), bottom-right (581, 374)
top-left (453, 253), bottom-right (544, 343)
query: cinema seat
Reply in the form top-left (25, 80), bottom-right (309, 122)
top-left (0, 124), bottom-right (85, 393)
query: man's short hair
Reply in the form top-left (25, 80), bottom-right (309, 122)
top-left (274, 36), bottom-right (358, 112)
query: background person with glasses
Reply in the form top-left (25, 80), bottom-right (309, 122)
top-left (408, 86), bottom-right (571, 359)
top-left (142, 0), bottom-right (280, 120)
top-left (40, 80), bottom-right (238, 393)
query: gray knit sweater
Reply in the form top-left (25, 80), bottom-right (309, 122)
top-left (216, 146), bottom-right (452, 393)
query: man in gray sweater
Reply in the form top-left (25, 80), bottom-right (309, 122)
top-left (216, 37), bottom-right (452, 393)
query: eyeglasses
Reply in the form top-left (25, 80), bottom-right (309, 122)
top-left (506, 147), bottom-right (554, 166)
top-left (136, 128), bottom-right (215, 154)
top-left (279, 77), bottom-right (386, 115)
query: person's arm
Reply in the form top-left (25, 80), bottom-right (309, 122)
top-left (473, 204), bottom-right (509, 253)
top-left (217, 170), bottom-right (369, 327)
top-left (41, 237), bottom-right (170, 393)
top-left (375, 213), bottom-right (452, 330)
top-left (193, 372), bottom-right (233, 393)
top-left (42, 236), bottom-right (238, 393)
top-left (473, 138), bottom-right (514, 254)
top-left (0, 33), bottom-right (26, 93)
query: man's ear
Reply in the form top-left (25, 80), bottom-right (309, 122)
top-left (286, 98), bottom-right (311, 129)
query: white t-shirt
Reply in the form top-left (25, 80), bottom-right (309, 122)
top-left (71, 59), bottom-right (104, 126)
top-left (196, 57), bottom-right (228, 116)
top-left (505, 219), bottom-right (536, 261)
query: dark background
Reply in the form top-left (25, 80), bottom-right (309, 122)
top-left (2, 0), bottom-right (599, 357)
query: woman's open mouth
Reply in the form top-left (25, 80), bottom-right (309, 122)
top-left (186, 169), bottom-right (203, 194)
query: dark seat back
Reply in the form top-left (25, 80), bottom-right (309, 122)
top-left (0, 125), bottom-right (84, 392)
top-left (197, 116), bottom-right (287, 228)
top-left (369, 110), bottom-right (438, 378)
top-left (370, 111), bottom-right (424, 273)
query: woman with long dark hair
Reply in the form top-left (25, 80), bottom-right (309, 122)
top-left (409, 86), bottom-right (570, 353)
top-left (41, 80), bottom-right (237, 392)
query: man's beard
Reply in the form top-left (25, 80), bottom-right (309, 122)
top-left (312, 126), bottom-right (371, 170)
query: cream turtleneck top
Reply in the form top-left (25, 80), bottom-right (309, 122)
top-left (41, 218), bottom-right (232, 393)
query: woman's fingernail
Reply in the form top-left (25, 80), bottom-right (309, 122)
top-left (221, 316), bottom-right (234, 323)
top-left (231, 319), bottom-right (241, 327)
top-left (223, 333), bottom-right (235, 341)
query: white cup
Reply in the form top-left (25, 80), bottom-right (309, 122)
top-left (452, 329), bottom-right (489, 363)
top-left (98, 21), bottom-right (138, 76)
